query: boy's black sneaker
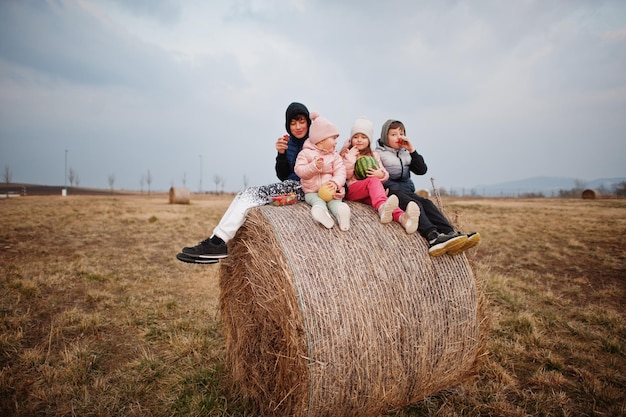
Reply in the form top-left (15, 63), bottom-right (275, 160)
top-left (181, 238), bottom-right (228, 259)
top-left (176, 252), bottom-right (219, 264)
top-left (428, 233), bottom-right (468, 257)
top-left (448, 232), bottom-right (481, 255)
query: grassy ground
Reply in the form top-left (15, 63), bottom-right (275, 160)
top-left (1, 194), bottom-right (624, 416)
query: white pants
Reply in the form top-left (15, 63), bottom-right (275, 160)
top-left (212, 179), bottom-right (302, 242)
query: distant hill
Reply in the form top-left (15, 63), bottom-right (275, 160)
top-left (472, 176), bottom-right (626, 197)
top-left (4, 178), bottom-right (625, 198)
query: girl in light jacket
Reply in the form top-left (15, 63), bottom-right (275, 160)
top-left (295, 113), bottom-right (350, 231)
top-left (341, 117), bottom-right (419, 234)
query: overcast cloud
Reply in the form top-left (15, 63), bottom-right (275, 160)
top-left (1, 0), bottom-right (625, 193)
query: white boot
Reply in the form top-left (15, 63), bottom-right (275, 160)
top-left (378, 194), bottom-right (398, 224)
top-left (311, 205), bottom-right (335, 229)
top-left (399, 201), bottom-right (420, 234)
top-left (336, 202), bottom-right (351, 231)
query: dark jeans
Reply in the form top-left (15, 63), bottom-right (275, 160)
top-left (387, 187), bottom-right (454, 238)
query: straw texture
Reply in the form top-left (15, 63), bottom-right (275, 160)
top-left (219, 201), bottom-right (486, 417)
top-left (169, 187), bottom-right (190, 204)
top-left (581, 189), bottom-right (601, 199)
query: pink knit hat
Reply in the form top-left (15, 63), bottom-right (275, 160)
top-left (308, 112), bottom-right (340, 145)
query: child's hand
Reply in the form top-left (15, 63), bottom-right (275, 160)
top-left (318, 182), bottom-right (335, 199)
top-left (368, 167), bottom-right (386, 180)
top-left (398, 136), bottom-right (415, 152)
top-left (315, 157), bottom-right (324, 170)
top-left (276, 134), bottom-right (289, 154)
top-left (347, 146), bottom-right (360, 159)
top-left (324, 181), bottom-right (338, 193)
top-left (332, 184), bottom-right (345, 199)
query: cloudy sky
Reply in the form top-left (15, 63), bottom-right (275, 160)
top-left (1, 0), bottom-right (625, 193)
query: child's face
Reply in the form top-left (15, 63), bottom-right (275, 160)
top-left (351, 133), bottom-right (370, 151)
top-left (387, 127), bottom-right (405, 149)
top-left (317, 135), bottom-right (338, 152)
top-left (289, 115), bottom-right (309, 139)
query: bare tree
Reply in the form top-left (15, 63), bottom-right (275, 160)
top-left (140, 174), bottom-right (145, 193)
top-left (182, 172), bottom-right (187, 187)
top-left (75, 174), bottom-right (80, 187)
top-left (146, 170), bottom-right (152, 195)
top-left (108, 174), bottom-right (115, 194)
top-left (570, 178), bottom-right (586, 198)
top-left (3, 165), bottom-right (12, 197)
top-left (243, 174), bottom-right (249, 189)
top-left (213, 175), bottom-right (222, 194)
top-left (68, 167), bottom-right (77, 187)
top-left (221, 178), bottom-right (226, 194)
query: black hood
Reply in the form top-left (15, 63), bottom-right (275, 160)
top-left (285, 102), bottom-right (311, 134)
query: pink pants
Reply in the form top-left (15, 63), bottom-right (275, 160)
top-left (345, 177), bottom-right (403, 222)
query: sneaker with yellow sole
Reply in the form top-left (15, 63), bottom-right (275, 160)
top-left (428, 233), bottom-right (468, 257)
top-left (447, 232), bottom-right (481, 255)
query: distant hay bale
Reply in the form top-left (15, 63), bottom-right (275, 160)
top-left (219, 202), bottom-right (487, 417)
top-left (582, 189), bottom-right (600, 199)
top-left (416, 188), bottom-right (431, 198)
top-left (169, 187), bottom-right (190, 204)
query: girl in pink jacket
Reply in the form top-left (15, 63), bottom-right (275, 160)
top-left (340, 117), bottom-right (419, 234)
top-left (295, 113), bottom-right (350, 231)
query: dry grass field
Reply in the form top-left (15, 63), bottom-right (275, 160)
top-left (1, 194), bottom-right (624, 416)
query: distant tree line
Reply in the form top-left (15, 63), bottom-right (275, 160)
top-left (5, 161), bottom-right (624, 198)
top-left (437, 181), bottom-right (626, 198)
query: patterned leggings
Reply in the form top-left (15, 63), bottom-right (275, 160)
top-left (212, 179), bottom-right (303, 242)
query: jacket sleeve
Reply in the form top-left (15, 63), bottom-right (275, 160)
top-left (275, 153), bottom-right (291, 181)
top-left (331, 154), bottom-right (347, 187)
top-left (294, 150), bottom-right (319, 180)
top-left (409, 151), bottom-right (428, 175)
top-left (342, 152), bottom-right (357, 182)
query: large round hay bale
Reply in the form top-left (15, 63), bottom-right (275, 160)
top-left (169, 186), bottom-right (190, 204)
top-left (219, 202), bottom-right (487, 417)
top-left (581, 189), bottom-right (600, 199)
top-left (416, 188), bottom-right (431, 198)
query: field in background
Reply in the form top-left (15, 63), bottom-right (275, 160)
top-left (1, 194), bottom-right (624, 416)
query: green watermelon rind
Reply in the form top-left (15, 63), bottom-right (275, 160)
top-left (354, 156), bottom-right (378, 180)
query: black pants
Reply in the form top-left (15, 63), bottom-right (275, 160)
top-left (387, 187), bottom-right (454, 238)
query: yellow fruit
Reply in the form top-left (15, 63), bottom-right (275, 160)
top-left (318, 183), bottom-right (334, 202)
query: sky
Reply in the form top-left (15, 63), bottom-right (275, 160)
top-left (1, 0), bottom-right (625, 193)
